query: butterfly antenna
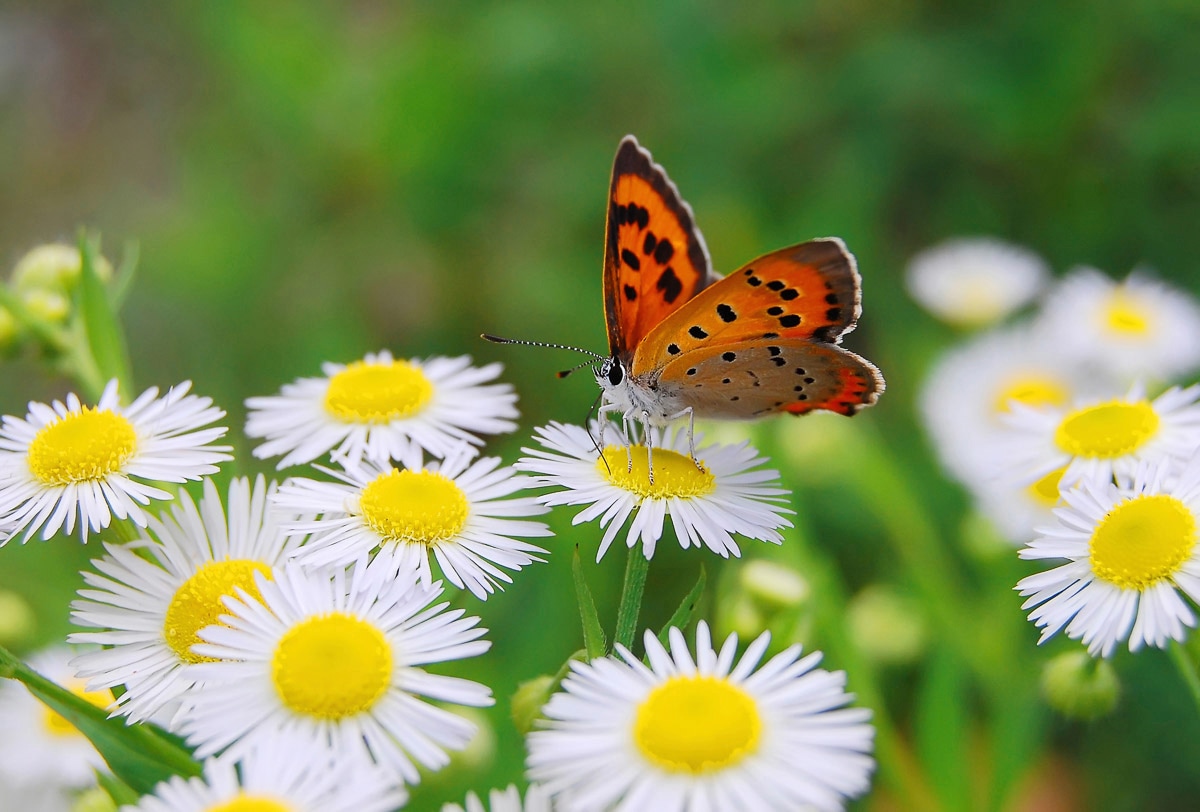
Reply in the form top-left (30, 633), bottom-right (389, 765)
top-left (481, 334), bottom-right (605, 360)
top-left (584, 391), bottom-right (612, 474)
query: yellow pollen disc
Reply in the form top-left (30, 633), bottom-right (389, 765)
top-left (1054, 401), bottom-right (1160, 458)
top-left (358, 469), bottom-right (469, 545)
top-left (26, 408), bottom-right (137, 486)
top-left (634, 676), bottom-right (761, 774)
top-left (208, 795), bottom-right (292, 812)
top-left (1028, 466), bottom-right (1067, 506)
top-left (1104, 293), bottom-right (1150, 335)
top-left (323, 360), bottom-right (432, 423)
top-left (597, 446), bottom-right (715, 499)
top-left (271, 612), bottom-right (393, 720)
top-left (164, 561), bottom-right (273, 664)
top-left (994, 375), bottom-right (1069, 414)
top-left (1090, 495), bottom-right (1197, 589)
top-left (42, 682), bottom-right (115, 738)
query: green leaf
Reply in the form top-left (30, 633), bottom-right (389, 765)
top-left (656, 565), bottom-right (706, 649)
top-left (77, 232), bottom-right (133, 393)
top-left (914, 645), bottom-right (971, 811)
top-left (572, 546), bottom-right (607, 659)
top-left (0, 645), bottom-right (202, 795)
top-left (97, 770), bottom-right (142, 807)
top-left (111, 240), bottom-right (140, 310)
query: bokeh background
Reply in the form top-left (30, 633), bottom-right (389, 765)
top-left (3, 2), bottom-right (1200, 809)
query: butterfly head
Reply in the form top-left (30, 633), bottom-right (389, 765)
top-left (596, 356), bottom-right (625, 392)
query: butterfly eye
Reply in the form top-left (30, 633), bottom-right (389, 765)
top-left (607, 360), bottom-right (625, 386)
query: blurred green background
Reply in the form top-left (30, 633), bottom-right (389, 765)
top-left (3, 2), bottom-right (1200, 809)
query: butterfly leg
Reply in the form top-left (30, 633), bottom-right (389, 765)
top-left (665, 407), bottom-right (700, 470)
top-left (641, 409), bottom-right (657, 485)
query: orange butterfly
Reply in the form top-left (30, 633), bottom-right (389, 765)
top-left (489, 135), bottom-right (884, 460)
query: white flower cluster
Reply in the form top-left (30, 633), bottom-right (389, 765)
top-left (0, 349), bottom-right (876, 811)
top-left (912, 247), bottom-right (1200, 657)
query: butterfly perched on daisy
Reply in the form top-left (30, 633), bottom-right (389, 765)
top-left (488, 135), bottom-right (883, 455)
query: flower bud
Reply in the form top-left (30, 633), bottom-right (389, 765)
top-left (21, 289), bottom-right (70, 323)
top-left (0, 589), bottom-right (36, 648)
top-left (1041, 650), bottom-right (1119, 720)
top-left (847, 584), bottom-right (928, 666)
top-left (11, 243), bottom-right (113, 293)
top-left (511, 673), bottom-right (558, 735)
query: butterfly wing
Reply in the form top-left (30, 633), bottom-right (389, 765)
top-left (604, 136), bottom-right (714, 365)
top-left (630, 238), bottom-right (862, 376)
top-left (656, 338), bottom-right (884, 417)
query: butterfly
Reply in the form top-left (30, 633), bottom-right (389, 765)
top-left (487, 135), bottom-right (884, 470)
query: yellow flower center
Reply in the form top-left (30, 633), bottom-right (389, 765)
top-left (26, 408), bottom-right (137, 486)
top-left (994, 375), bottom-right (1069, 414)
top-left (271, 612), bottom-right (393, 720)
top-left (1028, 466), bottom-right (1067, 507)
top-left (358, 469), bottom-right (469, 545)
top-left (1054, 401), bottom-right (1160, 458)
top-left (1090, 495), bottom-right (1197, 589)
top-left (42, 681), bottom-right (115, 738)
top-left (164, 561), bottom-right (273, 664)
top-left (209, 795), bottom-right (292, 812)
top-left (323, 360), bottom-right (432, 423)
top-left (634, 676), bottom-right (761, 773)
top-left (1104, 293), bottom-right (1150, 335)
top-left (597, 446), bottom-right (715, 499)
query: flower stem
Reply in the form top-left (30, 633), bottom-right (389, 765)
top-left (1170, 641), bottom-right (1200, 717)
top-left (613, 548), bottom-right (650, 651)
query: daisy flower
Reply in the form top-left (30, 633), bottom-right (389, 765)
top-left (1035, 267), bottom-right (1200, 383)
top-left (441, 784), bottom-right (552, 812)
top-left (1016, 453), bottom-right (1200, 657)
top-left (178, 559), bottom-right (493, 785)
top-left (0, 647), bottom-right (109, 794)
top-left (526, 622), bottom-right (875, 812)
top-left (69, 475), bottom-right (303, 723)
top-left (905, 237), bottom-right (1048, 327)
top-left (0, 379), bottom-right (231, 543)
top-left (123, 749), bottom-right (408, 812)
top-left (1000, 382), bottom-right (1200, 490)
top-left (245, 351), bottom-right (519, 468)
top-left (517, 422), bottom-right (792, 561)
top-left (918, 323), bottom-right (1095, 487)
top-left (276, 445), bottom-right (551, 600)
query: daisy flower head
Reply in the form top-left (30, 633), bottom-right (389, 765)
top-left (516, 421), bottom-right (792, 561)
top-left (69, 475), bottom-right (303, 723)
top-left (123, 749), bottom-right (408, 812)
top-left (1036, 267), bottom-right (1200, 384)
top-left (178, 558), bottom-right (494, 785)
top-left (1001, 382), bottom-right (1200, 491)
top-left (527, 621), bottom-right (875, 812)
top-left (245, 351), bottom-right (519, 468)
top-left (0, 646), bottom-right (109, 793)
top-left (918, 323), bottom-right (1095, 487)
top-left (275, 444), bottom-right (552, 600)
top-left (905, 237), bottom-right (1048, 328)
top-left (1017, 452), bottom-right (1200, 657)
top-left (0, 379), bottom-right (231, 543)
top-left (441, 783), bottom-right (552, 812)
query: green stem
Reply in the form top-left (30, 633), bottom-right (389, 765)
top-left (613, 548), bottom-right (650, 651)
top-left (1170, 641), bottom-right (1200, 717)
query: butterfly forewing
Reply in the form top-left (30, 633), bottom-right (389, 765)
top-left (657, 339), bottom-right (884, 418)
top-left (630, 238), bottom-right (862, 376)
top-left (604, 136), bottom-right (713, 364)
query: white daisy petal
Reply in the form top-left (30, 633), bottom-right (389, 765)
top-left (276, 446), bottom-right (551, 600)
top-left (177, 558), bottom-right (494, 786)
top-left (0, 380), bottom-right (231, 543)
top-left (68, 475), bottom-right (303, 723)
top-left (527, 621), bottom-right (875, 811)
top-left (245, 350), bottom-right (519, 469)
top-left (517, 422), bottom-right (792, 561)
top-left (123, 748), bottom-right (407, 812)
top-left (906, 237), bottom-right (1048, 327)
top-left (440, 783), bottom-right (552, 812)
top-left (1017, 453), bottom-right (1200, 656)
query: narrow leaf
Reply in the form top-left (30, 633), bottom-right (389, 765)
top-left (111, 240), bottom-right (139, 310)
top-left (656, 565), bottom-right (706, 648)
top-left (77, 233), bottom-right (133, 391)
top-left (914, 645), bottom-right (971, 811)
top-left (572, 547), bottom-right (607, 659)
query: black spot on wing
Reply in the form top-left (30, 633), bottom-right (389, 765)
top-left (722, 351), bottom-right (736, 361)
top-left (654, 239), bottom-right (675, 264)
top-left (767, 280), bottom-right (785, 291)
top-left (643, 232), bottom-right (657, 256)
top-left (657, 268), bottom-right (683, 303)
top-left (623, 285), bottom-right (637, 301)
top-left (667, 343), bottom-right (681, 355)
top-left (689, 325), bottom-right (708, 339)
top-left (780, 288), bottom-right (799, 301)
top-left (716, 304), bottom-right (737, 323)
top-left (779, 314), bottom-right (801, 328)
top-left (767, 306), bottom-right (783, 316)
top-left (826, 307), bottom-right (842, 322)
top-left (621, 249), bottom-right (641, 271)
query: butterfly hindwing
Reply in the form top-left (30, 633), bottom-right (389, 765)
top-left (604, 136), bottom-right (713, 365)
top-left (656, 338), bottom-right (884, 418)
top-left (630, 238), bottom-right (861, 376)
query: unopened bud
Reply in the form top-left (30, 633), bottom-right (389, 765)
top-left (1041, 650), bottom-right (1119, 720)
top-left (740, 559), bottom-right (809, 610)
top-left (21, 288), bottom-right (70, 323)
top-left (11, 243), bottom-right (113, 293)
top-left (511, 673), bottom-right (557, 735)
top-left (0, 590), bottom-right (36, 648)
top-left (847, 584), bottom-right (928, 665)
